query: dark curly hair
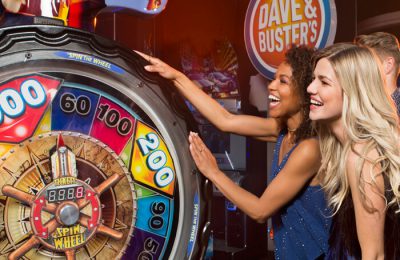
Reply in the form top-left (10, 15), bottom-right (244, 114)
top-left (284, 45), bottom-right (316, 142)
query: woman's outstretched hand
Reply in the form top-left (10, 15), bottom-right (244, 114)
top-left (188, 132), bottom-right (220, 180)
top-left (135, 50), bottom-right (185, 81)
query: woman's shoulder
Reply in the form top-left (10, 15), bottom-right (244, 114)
top-left (289, 138), bottom-right (321, 167)
top-left (296, 137), bottom-right (320, 153)
top-left (346, 143), bottom-right (382, 183)
top-left (346, 142), bottom-right (380, 163)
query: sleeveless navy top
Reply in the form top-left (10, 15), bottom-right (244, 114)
top-left (271, 131), bottom-right (331, 259)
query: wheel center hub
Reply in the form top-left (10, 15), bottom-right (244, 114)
top-left (58, 203), bottom-right (80, 226)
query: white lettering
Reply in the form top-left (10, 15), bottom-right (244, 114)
top-left (291, 23), bottom-right (300, 43)
top-left (300, 22), bottom-right (308, 44)
top-left (275, 27), bottom-right (284, 51)
top-left (268, 0), bottom-right (280, 27)
top-left (259, 4), bottom-right (269, 30)
top-left (259, 31), bottom-right (267, 52)
top-left (282, 24), bottom-right (291, 41)
top-left (310, 20), bottom-right (317, 42)
top-left (291, 0), bottom-right (302, 21)
top-left (279, 0), bottom-right (290, 23)
top-left (257, 21), bottom-right (317, 53)
top-left (266, 30), bottom-right (275, 52)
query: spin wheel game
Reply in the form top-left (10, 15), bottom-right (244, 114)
top-left (0, 25), bottom-right (210, 259)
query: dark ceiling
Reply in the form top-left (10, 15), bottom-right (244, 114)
top-left (357, 0), bottom-right (400, 21)
top-left (356, 0), bottom-right (400, 35)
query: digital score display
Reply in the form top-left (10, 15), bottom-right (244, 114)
top-left (47, 186), bottom-right (85, 203)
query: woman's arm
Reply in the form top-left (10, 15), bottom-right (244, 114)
top-left (136, 51), bottom-right (280, 141)
top-left (189, 132), bottom-right (321, 223)
top-left (347, 148), bottom-right (386, 260)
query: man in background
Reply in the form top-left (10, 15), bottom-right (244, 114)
top-left (355, 31), bottom-right (400, 114)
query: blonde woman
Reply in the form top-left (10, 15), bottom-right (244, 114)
top-left (307, 43), bottom-right (400, 259)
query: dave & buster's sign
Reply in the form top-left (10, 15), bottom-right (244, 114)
top-left (244, 0), bottom-right (337, 79)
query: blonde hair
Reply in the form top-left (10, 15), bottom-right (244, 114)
top-left (314, 43), bottom-right (400, 214)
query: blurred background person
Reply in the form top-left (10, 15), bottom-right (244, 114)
top-left (355, 32), bottom-right (400, 114)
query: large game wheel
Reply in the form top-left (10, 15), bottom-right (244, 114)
top-left (0, 25), bottom-right (211, 259)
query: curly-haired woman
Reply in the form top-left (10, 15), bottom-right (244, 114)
top-left (139, 45), bottom-right (331, 259)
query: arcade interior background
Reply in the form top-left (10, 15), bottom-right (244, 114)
top-left (94, 0), bottom-right (400, 258)
top-left (0, 0), bottom-right (398, 259)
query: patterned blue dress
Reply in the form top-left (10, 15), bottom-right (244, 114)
top-left (271, 131), bottom-right (331, 259)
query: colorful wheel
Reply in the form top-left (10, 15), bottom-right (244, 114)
top-left (0, 25), bottom-right (211, 259)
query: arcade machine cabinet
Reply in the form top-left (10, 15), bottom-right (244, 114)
top-left (200, 103), bottom-right (269, 260)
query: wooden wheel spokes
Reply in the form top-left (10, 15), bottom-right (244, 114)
top-left (65, 249), bottom-right (76, 260)
top-left (97, 224), bottom-right (124, 240)
top-left (94, 173), bottom-right (122, 195)
top-left (8, 236), bottom-right (40, 260)
top-left (8, 218), bottom-right (60, 260)
top-left (2, 185), bottom-right (34, 205)
top-left (79, 214), bottom-right (123, 240)
top-left (2, 185), bottom-right (57, 214)
top-left (76, 197), bottom-right (89, 210)
top-left (3, 163), bottom-right (124, 260)
top-left (77, 173), bottom-right (122, 210)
